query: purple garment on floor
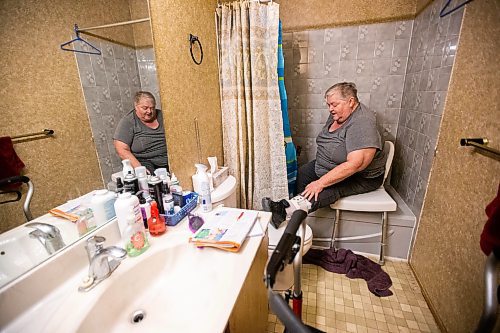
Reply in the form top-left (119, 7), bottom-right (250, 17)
top-left (303, 248), bottom-right (393, 297)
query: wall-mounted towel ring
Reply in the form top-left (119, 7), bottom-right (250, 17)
top-left (189, 34), bottom-right (203, 65)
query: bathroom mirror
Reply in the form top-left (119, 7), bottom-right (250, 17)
top-left (0, 0), bottom-right (167, 289)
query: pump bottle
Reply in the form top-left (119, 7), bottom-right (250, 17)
top-left (124, 208), bottom-right (150, 257)
top-left (193, 164), bottom-right (212, 213)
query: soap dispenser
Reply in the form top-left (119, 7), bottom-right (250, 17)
top-left (193, 164), bottom-right (212, 213)
top-left (124, 207), bottom-right (150, 257)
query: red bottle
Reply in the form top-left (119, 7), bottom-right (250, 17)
top-left (148, 201), bottom-right (166, 236)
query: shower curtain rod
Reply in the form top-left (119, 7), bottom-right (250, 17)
top-left (217, 0), bottom-right (273, 8)
top-left (78, 18), bottom-right (150, 32)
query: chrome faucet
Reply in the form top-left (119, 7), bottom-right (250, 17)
top-left (26, 222), bottom-right (66, 255)
top-left (79, 235), bottom-right (127, 292)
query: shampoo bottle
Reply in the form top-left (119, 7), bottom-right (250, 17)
top-left (148, 201), bottom-right (166, 236)
top-left (124, 208), bottom-right (150, 257)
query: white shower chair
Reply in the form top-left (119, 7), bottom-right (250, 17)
top-left (329, 141), bottom-right (396, 265)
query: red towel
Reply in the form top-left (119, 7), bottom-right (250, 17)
top-left (0, 136), bottom-right (25, 188)
top-left (480, 184), bottom-right (500, 256)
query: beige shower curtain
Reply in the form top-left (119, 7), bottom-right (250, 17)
top-left (216, 1), bottom-right (288, 209)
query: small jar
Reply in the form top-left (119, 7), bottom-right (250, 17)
top-left (91, 189), bottom-right (117, 226)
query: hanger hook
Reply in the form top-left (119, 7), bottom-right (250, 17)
top-left (74, 24), bottom-right (80, 36)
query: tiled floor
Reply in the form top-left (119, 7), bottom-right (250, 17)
top-left (267, 259), bottom-right (441, 333)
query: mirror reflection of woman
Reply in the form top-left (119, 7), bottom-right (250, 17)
top-left (113, 91), bottom-right (168, 174)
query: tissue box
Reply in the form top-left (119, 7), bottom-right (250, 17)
top-left (212, 166), bottom-right (229, 188)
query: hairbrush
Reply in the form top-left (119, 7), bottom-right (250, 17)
top-left (188, 213), bottom-right (205, 233)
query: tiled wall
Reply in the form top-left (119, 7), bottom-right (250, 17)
top-left (283, 0), bottom-right (463, 218)
top-left (282, 20), bottom-right (413, 166)
top-left (76, 39), bottom-right (160, 183)
top-left (136, 48), bottom-right (161, 105)
top-left (392, 0), bottom-right (463, 216)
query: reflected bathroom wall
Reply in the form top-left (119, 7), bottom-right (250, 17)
top-left (76, 22), bottom-right (161, 184)
top-left (75, 37), bottom-right (162, 183)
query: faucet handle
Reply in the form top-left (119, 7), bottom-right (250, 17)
top-left (85, 235), bottom-right (106, 259)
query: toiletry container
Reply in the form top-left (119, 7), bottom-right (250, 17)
top-left (169, 173), bottom-right (183, 207)
top-left (123, 171), bottom-right (139, 194)
top-left (135, 166), bottom-right (149, 193)
top-left (124, 208), bottom-right (150, 257)
top-left (192, 164), bottom-right (212, 212)
top-left (76, 216), bottom-right (88, 236)
top-left (162, 187), bottom-right (174, 215)
top-left (210, 175), bottom-right (237, 208)
top-left (90, 189), bottom-right (117, 226)
top-left (138, 193), bottom-right (151, 229)
top-left (148, 176), bottom-right (165, 214)
top-left (114, 192), bottom-right (142, 237)
top-left (148, 201), bottom-right (166, 236)
top-left (122, 159), bottom-right (134, 177)
top-left (267, 222), bottom-right (313, 291)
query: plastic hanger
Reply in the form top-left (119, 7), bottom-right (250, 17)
top-left (60, 24), bottom-right (101, 55)
top-left (440, 0), bottom-right (473, 17)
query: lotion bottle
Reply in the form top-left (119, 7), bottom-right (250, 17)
top-left (114, 192), bottom-right (142, 238)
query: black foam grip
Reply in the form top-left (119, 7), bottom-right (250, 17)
top-left (284, 210), bottom-right (308, 236)
top-left (0, 175), bottom-right (30, 187)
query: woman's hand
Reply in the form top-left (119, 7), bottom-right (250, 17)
top-left (301, 179), bottom-right (325, 202)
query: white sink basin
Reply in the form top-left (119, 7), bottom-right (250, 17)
top-left (0, 218), bottom-right (79, 287)
top-left (77, 244), bottom-right (189, 332)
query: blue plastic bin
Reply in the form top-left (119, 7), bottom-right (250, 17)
top-left (161, 192), bottom-right (198, 226)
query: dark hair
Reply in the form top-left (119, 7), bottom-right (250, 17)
top-left (324, 82), bottom-right (359, 102)
top-left (134, 91), bottom-right (156, 106)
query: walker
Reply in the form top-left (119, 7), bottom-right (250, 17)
top-left (0, 175), bottom-right (34, 221)
top-left (265, 210), bottom-right (325, 333)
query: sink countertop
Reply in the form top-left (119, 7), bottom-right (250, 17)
top-left (1, 207), bottom-right (270, 333)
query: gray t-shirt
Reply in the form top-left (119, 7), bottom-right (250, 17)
top-left (113, 109), bottom-right (168, 169)
top-left (315, 103), bottom-right (385, 178)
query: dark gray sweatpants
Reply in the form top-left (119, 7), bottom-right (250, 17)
top-left (296, 160), bottom-right (384, 212)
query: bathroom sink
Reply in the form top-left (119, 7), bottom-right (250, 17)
top-left (76, 243), bottom-right (191, 332)
top-left (0, 218), bottom-right (79, 287)
top-left (2, 209), bottom-right (270, 333)
top-left (45, 236), bottom-right (231, 333)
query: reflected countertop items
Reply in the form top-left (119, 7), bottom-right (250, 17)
top-left (0, 214), bottom-right (80, 288)
top-left (0, 190), bottom-right (113, 289)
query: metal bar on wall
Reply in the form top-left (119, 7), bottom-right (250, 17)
top-left (11, 129), bottom-right (54, 140)
top-left (460, 138), bottom-right (500, 160)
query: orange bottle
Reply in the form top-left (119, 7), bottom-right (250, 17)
top-left (148, 201), bottom-right (166, 236)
